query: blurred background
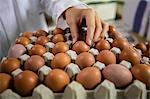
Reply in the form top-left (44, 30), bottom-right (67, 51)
top-left (47, 0), bottom-right (150, 43)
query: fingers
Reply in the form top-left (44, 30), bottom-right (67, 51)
top-left (65, 7), bottom-right (80, 44)
top-left (83, 9), bottom-right (109, 44)
top-left (84, 9), bottom-right (96, 45)
top-left (67, 20), bottom-right (79, 44)
top-left (93, 14), bottom-right (102, 42)
top-left (65, 7), bottom-right (109, 45)
top-left (100, 20), bottom-right (109, 38)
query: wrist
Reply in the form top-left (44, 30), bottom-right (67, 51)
top-left (62, 7), bottom-right (74, 20)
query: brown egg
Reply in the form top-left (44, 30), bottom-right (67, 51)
top-left (35, 29), bottom-right (48, 37)
top-left (29, 44), bottom-right (46, 56)
top-left (76, 67), bottom-right (101, 89)
top-left (52, 42), bottom-right (69, 54)
top-left (96, 39), bottom-right (111, 51)
top-left (76, 52), bottom-right (95, 69)
top-left (131, 64), bottom-right (150, 87)
top-left (7, 44), bottom-right (26, 58)
top-left (53, 28), bottom-right (65, 35)
top-left (22, 32), bottom-right (33, 38)
top-left (96, 50), bottom-right (116, 65)
top-left (51, 53), bottom-right (71, 69)
top-left (0, 73), bottom-right (12, 93)
top-left (44, 69), bottom-right (70, 92)
top-left (144, 48), bottom-right (150, 57)
top-left (72, 41), bottom-right (90, 54)
top-left (102, 64), bottom-right (132, 88)
top-left (107, 25), bottom-right (120, 39)
top-left (119, 48), bottom-right (141, 65)
top-left (135, 42), bottom-right (147, 53)
top-left (52, 34), bottom-right (65, 43)
top-left (24, 55), bottom-right (45, 72)
top-left (108, 25), bottom-right (116, 34)
top-left (16, 37), bottom-right (30, 46)
top-left (14, 70), bottom-right (39, 96)
top-left (36, 36), bottom-right (48, 46)
top-left (112, 38), bottom-right (129, 50)
top-left (1, 58), bottom-right (20, 74)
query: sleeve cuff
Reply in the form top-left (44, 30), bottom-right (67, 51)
top-left (54, 0), bottom-right (88, 29)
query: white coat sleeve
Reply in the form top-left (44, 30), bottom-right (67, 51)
top-left (40, 0), bottom-right (88, 29)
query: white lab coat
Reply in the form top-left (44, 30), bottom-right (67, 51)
top-left (0, 0), bottom-right (87, 59)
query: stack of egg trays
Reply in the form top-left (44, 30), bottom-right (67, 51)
top-left (0, 79), bottom-right (149, 99)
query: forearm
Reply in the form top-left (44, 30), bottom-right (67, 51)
top-left (40, 0), bottom-right (88, 28)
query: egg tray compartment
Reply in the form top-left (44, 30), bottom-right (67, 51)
top-left (0, 80), bottom-right (150, 99)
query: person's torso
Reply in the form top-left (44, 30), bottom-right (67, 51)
top-left (0, 0), bottom-right (48, 58)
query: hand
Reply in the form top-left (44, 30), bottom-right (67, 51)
top-left (65, 7), bottom-right (109, 45)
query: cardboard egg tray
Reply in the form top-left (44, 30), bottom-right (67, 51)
top-left (0, 80), bottom-right (150, 99)
top-left (0, 28), bottom-right (150, 99)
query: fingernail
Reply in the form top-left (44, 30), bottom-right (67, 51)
top-left (94, 37), bottom-right (99, 42)
top-left (88, 40), bottom-right (92, 46)
top-left (73, 39), bottom-right (76, 44)
top-left (94, 38), bottom-right (99, 42)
